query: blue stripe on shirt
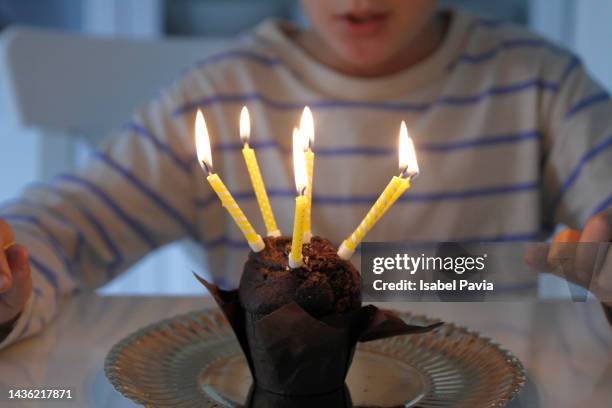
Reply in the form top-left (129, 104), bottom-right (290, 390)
top-left (179, 50), bottom-right (288, 87)
top-left (29, 256), bottom-right (61, 305)
top-left (202, 235), bottom-right (248, 249)
top-left (201, 230), bottom-right (541, 250)
top-left (467, 18), bottom-right (506, 32)
top-left (591, 193), bottom-right (612, 217)
top-left (558, 56), bottom-right (581, 85)
top-left (552, 133), bottom-right (612, 213)
top-left (125, 123), bottom-right (193, 174)
top-left (57, 174), bottom-right (157, 249)
top-left (30, 182), bottom-right (122, 278)
top-left (2, 214), bottom-right (73, 274)
top-left (93, 152), bottom-right (198, 239)
top-left (194, 181), bottom-right (538, 207)
top-left (401, 181), bottom-right (538, 202)
top-left (422, 130), bottom-right (541, 152)
top-left (10, 198), bottom-right (85, 261)
top-left (213, 129), bottom-right (542, 156)
top-left (195, 49), bottom-right (280, 68)
top-left (74, 234), bottom-right (84, 265)
top-left (448, 38), bottom-right (567, 70)
top-left (457, 231), bottom-right (540, 242)
top-left (174, 78), bottom-right (559, 116)
top-left (564, 91), bottom-right (611, 120)
top-left (15, 293), bottom-right (36, 339)
top-left (193, 195), bottom-right (217, 209)
top-left (179, 27), bottom-right (556, 89)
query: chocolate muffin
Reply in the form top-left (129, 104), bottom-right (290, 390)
top-left (195, 235), bottom-right (441, 399)
top-left (239, 236), bottom-right (361, 320)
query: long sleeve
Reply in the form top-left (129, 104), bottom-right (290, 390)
top-left (0, 83), bottom-right (201, 349)
top-left (541, 56), bottom-right (612, 228)
top-left (540, 57), bottom-right (612, 327)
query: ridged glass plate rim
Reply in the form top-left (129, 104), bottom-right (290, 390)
top-left (105, 308), bottom-right (526, 407)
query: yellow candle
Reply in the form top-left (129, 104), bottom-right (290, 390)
top-left (337, 176), bottom-right (406, 259)
top-left (300, 107), bottom-right (315, 242)
top-left (378, 123), bottom-right (418, 219)
top-left (304, 150), bottom-right (314, 242)
top-left (373, 177), bottom-right (412, 222)
top-left (206, 173), bottom-right (264, 251)
top-left (289, 127), bottom-right (309, 268)
top-left (290, 195), bottom-right (308, 268)
top-left (338, 121), bottom-right (419, 260)
top-left (195, 109), bottom-right (265, 252)
top-left (240, 107), bottom-right (280, 237)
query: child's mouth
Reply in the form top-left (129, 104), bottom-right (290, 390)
top-left (337, 11), bottom-right (390, 36)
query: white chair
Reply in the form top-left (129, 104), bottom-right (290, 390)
top-left (0, 26), bottom-right (227, 294)
top-left (0, 25), bottom-right (226, 166)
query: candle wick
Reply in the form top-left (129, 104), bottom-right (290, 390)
top-left (299, 186), bottom-right (307, 196)
top-left (241, 137), bottom-right (249, 146)
top-left (203, 161), bottom-right (214, 176)
top-left (400, 166), bottom-right (418, 180)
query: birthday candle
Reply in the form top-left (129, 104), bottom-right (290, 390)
top-left (337, 121), bottom-right (419, 260)
top-left (240, 107), bottom-right (281, 237)
top-left (195, 110), bottom-right (265, 252)
top-left (300, 107), bottom-right (315, 242)
top-left (289, 128), bottom-right (309, 268)
top-left (376, 122), bottom-right (419, 221)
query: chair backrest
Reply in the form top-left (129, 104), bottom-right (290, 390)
top-left (0, 26), bottom-right (227, 141)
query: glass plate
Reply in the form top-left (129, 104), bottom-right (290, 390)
top-left (105, 309), bottom-right (525, 408)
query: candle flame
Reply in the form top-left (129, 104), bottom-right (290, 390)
top-left (195, 109), bottom-right (213, 174)
top-left (399, 121), bottom-right (419, 178)
top-left (240, 106), bottom-right (250, 144)
top-left (299, 106), bottom-right (314, 150)
top-left (293, 127), bottom-right (308, 195)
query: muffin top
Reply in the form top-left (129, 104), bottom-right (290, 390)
top-left (239, 236), bottom-right (361, 318)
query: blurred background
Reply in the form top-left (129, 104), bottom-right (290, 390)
top-left (0, 0), bottom-right (610, 295)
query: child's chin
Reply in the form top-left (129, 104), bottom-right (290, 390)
top-left (338, 47), bottom-right (398, 74)
top-left (331, 36), bottom-right (394, 65)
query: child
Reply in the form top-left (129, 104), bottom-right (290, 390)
top-left (1, 0), bottom-right (611, 347)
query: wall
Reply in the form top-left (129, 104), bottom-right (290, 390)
top-left (574, 0), bottom-right (612, 91)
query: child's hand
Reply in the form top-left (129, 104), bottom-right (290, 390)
top-left (0, 219), bottom-right (32, 329)
top-left (525, 210), bottom-right (612, 305)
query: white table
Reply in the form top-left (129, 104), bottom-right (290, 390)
top-left (0, 294), bottom-right (611, 407)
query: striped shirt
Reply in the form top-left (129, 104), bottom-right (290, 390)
top-left (1, 10), bottom-right (611, 348)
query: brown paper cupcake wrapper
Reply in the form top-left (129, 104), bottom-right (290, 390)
top-left (195, 273), bottom-right (442, 397)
